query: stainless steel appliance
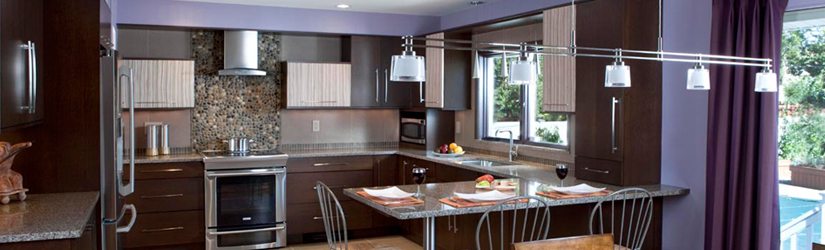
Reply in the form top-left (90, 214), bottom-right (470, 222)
top-left (100, 47), bottom-right (138, 249)
top-left (400, 111), bottom-right (426, 145)
top-left (203, 149), bottom-right (289, 249)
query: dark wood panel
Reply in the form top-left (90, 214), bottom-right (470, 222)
top-left (125, 178), bottom-right (204, 213)
top-left (441, 32), bottom-right (471, 111)
top-left (133, 162), bottom-right (203, 180)
top-left (574, 157), bottom-right (623, 186)
top-left (286, 170), bottom-right (373, 204)
top-left (286, 200), bottom-right (374, 237)
top-left (122, 210), bottom-right (205, 248)
top-left (348, 36), bottom-right (383, 108)
top-left (287, 156), bottom-right (374, 173)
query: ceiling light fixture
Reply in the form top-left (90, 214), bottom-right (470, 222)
top-left (470, 1), bottom-right (485, 6)
top-left (389, 36), bottom-right (425, 82)
top-left (336, 3), bottom-right (350, 9)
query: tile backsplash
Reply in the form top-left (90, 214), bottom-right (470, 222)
top-left (191, 30), bottom-right (281, 151)
top-left (279, 109), bottom-right (399, 145)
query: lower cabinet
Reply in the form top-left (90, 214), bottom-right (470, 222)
top-left (123, 162), bottom-right (205, 250)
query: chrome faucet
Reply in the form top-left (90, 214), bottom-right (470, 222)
top-left (495, 129), bottom-right (518, 162)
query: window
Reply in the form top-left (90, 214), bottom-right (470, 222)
top-left (479, 53), bottom-right (570, 148)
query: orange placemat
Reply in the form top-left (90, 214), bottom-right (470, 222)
top-left (536, 190), bottom-right (612, 199)
top-left (356, 191), bottom-right (424, 207)
top-left (439, 197), bottom-right (529, 208)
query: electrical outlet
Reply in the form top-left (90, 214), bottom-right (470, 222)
top-left (455, 121), bottom-right (462, 134)
top-left (312, 120), bottom-right (320, 132)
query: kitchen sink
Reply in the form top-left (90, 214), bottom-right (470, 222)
top-left (458, 159), bottom-right (513, 167)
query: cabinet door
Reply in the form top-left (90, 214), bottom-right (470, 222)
top-left (121, 60), bottom-right (195, 109)
top-left (1, 0), bottom-right (44, 128)
top-left (379, 37), bottom-right (413, 108)
top-left (349, 36), bottom-right (383, 108)
top-left (542, 6), bottom-right (576, 113)
top-left (424, 33), bottom-right (444, 108)
top-left (284, 62), bottom-right (351, 108)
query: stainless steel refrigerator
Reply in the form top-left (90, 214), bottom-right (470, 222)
top-left (100, 46), bottom-right (137, 250)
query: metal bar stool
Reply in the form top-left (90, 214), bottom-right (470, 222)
top-left (589, 188), bottom-right (654, 250)
top-left (475, 196), bottom-right (552, 250)
top-left (316, 181), bottom-right (349, 250)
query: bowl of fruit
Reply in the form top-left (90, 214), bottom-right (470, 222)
top-left (432, 143), bottom-right (465, 157)
top-left (474, 174), bottom-right (518, 191)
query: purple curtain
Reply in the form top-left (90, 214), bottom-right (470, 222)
top-left (706, 0), bottom-right (788, 249)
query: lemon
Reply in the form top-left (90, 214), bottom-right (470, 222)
top-left (449, 143), bottom-right (458, 150)
top-left (454, 146), bottom-right (464, 153)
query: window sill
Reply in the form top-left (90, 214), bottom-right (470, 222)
top-left (468, 138), bottom-right (574, 163)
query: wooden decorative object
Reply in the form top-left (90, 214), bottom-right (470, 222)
top-left (0, 142), bottom-right (32, 204)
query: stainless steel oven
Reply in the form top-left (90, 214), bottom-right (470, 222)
top-left (203, 150), bottom-right (288, 249)
top-left (400, 111), bottom-right (427, 145)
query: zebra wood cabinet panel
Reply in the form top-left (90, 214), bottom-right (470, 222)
top-left (120, 59), bottom-right (195, 109)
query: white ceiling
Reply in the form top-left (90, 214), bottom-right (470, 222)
top-left (176, 0), bottom-right (500, 16)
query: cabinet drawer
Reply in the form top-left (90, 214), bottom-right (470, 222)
top-left (126, 178), bottom-right (203, 213)
top-left (123, 210), bottom-right (204, 248)
top-left (574, 157), bottom-right (622, 185)
top-left (286, 170), bottom-right (373, 204)
top-left (288, 156), bottom-right (373, 173)
top-left (133, 162), bottom-right (203, 180)
top-left (287, 200), bottom-right (373, 236)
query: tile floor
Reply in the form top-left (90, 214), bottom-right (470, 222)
top-left (288, 236), bottom-right (422, 250)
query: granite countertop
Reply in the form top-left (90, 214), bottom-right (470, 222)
top-left (0, 192), bottom-right (99, 243)
top-left (280, 147), bottom-right (398, 158)
top-left (344, 180), bottom-right (687, 220)
top-left (396, 148), bottom-right (568, 184)
top-left (125, 152), bottom-right (204, 164)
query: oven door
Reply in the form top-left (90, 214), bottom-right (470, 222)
top-left (400, 118), bottom-right (426, 144)
top-left (205, 167), bottom-right (286, 249)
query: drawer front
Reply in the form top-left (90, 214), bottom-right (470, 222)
top-left (287, 200), bottom-right (373, 236)
top-left (288, 156), bottom-right (373, 173)
top-left (126, 178), bottom-right (204, 213)
top-left (123, 210), bottom-right (204, 248)
top-left (286, 170), bottom-right (373, 204)
top-left (134, 162), bottom-right (203, 180)
top-left (574, 156), bottom-right (622, 185)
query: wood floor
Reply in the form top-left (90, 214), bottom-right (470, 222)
top-left (288, 236), bottom-right (422, 250)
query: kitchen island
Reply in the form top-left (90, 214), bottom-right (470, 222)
top-left (0, 192), bottom-right (99, 249)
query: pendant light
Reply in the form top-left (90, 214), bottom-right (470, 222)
top-left (605, 50), bottom-right (631, 87)
top-left (686, 62), bottom-right (710, 90)
top-left (754, 67), bottom-right (778, 92)
top-left (472, 50), bottom-right (481, 79)
top-left (390, 36), bottom-right (425, 82)
top-left (509, 43), bottom-right (536, 85)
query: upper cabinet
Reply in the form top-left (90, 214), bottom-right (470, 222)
top-left (424, 32), bottom-right (471, 111)
top-left (120, 60), bottom-right (195, 109)
top-left (346, 36), bottom-right (413, 108)
top-left (1, 0), bottom-right (45, 129)
top-left (282, 62), bottom-right (351, 108)
top-left (542, 6), bottom-right (576, 113)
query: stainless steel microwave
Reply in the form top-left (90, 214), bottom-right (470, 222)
top-left (400, 117), bottom-right (426, 145)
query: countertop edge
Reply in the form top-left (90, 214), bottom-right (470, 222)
top-left (0, 192), bottom-right (99, 244)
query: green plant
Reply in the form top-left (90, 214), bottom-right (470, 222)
top-left (536, 127), bottom-right (561, 144)
top-left (779, 114), bottom-right (825, 166)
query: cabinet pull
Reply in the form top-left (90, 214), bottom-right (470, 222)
top-left (313, 216), bottom-right (345, 220)
top-left (141, 226), bottom-right (184, 233)
top-left (583, 167), bottom-right (610, 175)
top-left (546, 103), bottom-right (570, 106)
top-left (312, 185), bottom-right (347, 190)
top-left (139, 168), bottom-right (184, 173)
top-left (610, 97), bottom-right (621, 154)
top-left (312, 162), bottom-right (348, 167)
top-left (20, 41), bottom-right (37, 114)
top-left (375, 68), bottom-right (380, 103)
top-left (419, 82), bottom-right (425, 103)
top-left (302, 100), bottom-right (337, 104)
top-left (140, 194), bottom-right (184, 199)
top-left (384, 69), bottom-right (389, 103)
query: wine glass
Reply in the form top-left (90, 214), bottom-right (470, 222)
top-left (555, 164), bottom-right (569, 187)
top-left (412, 167), bottom-right (427, 197)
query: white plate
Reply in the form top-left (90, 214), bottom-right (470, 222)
top-left (431, 151), bottom-right (466, 157)
top-left (363, 187), bottom-right (414, 200)
top-left (454, 190), bottom-right (515, 202)
top-left (549, 184), bottom-right (606, 195)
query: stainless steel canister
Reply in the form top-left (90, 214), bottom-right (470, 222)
top-left (160, 124), bottom-right (170, 155)
top-left (145, 123), bottom-right (160, 156)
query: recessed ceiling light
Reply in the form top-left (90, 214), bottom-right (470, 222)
top-left (470, 1), bottom-right (485, 6)
top-left (336, 3), bottom-right (350, 9)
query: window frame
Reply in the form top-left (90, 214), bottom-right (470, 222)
top-left (476, 51), bottom-right (571, 150)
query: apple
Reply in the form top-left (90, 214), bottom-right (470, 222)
top-left (439, 144), bottom-right (449, 154)
top-left (475, 174), bottom-right (495, 183)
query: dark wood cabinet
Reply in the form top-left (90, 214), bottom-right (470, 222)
top-left (345, 36), bottom-right (413, 108)
top-left (574, 0), bottom-right (662, 186)
top-left (1, 0), bottom-right (45, 129)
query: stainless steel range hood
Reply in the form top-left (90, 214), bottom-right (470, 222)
top-left (218, 30), bottom-right (267, 76)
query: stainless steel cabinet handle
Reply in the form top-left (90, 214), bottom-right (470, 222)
top-left (20, 41), bottom-right (36, 114)
top-left (302, 100), bottom-right (337, 104)
top-left (375, 68), bottom-right (380, 103)
top-left (141, 226), bottom-right (184, 233)
top-left (206, 168), bottom-right (285, 178)
top-left (140, 193), bottom-right (184, 199)
top-left (419, 82), bottom-right (425, 103)
top-left (610, 97), bottom-right (620, 154)
top-left (584, 167), bottom-right (610, 174)
top-left (139, 168), bottom-right (184, 173)
top-left (384, 69), bottom-right (389, 103)
top-left (313, 216), bottom-right (346, 220)
top-left (312, 162), bottom-right (348, 167)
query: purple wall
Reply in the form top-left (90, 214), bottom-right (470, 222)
top-left (117, 0), bottom-right (440, 36)
top-left (660, 0), bottom-right (710, 248)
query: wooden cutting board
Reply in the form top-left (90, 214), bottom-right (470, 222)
top-left (536, 190), bottom-right (612, 199)
top-left (439, 197), bottom-right (529, 208)
top-left (356, 191), bottom-right (424, 207)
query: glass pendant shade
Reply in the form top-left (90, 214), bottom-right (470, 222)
top-left (604, 62), bottom-right (631, 87)
top-left (508, 58), bottom-right (536, 85)
top-left (754, 69), bottom-right (778, 92)
top-left (472, 50), bottom-right (481, 79)
top-left (390, 52), bottom-right (425, 82)
top-left (686, 65), bottom-right (710, 90)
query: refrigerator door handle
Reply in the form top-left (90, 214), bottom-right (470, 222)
top-left (118, 68), bottom-right (136, 196)
top-left (116, 204), bottom-right (137, 233)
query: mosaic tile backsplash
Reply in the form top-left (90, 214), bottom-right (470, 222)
top-left (191, 31), bottom-right (281, 150)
